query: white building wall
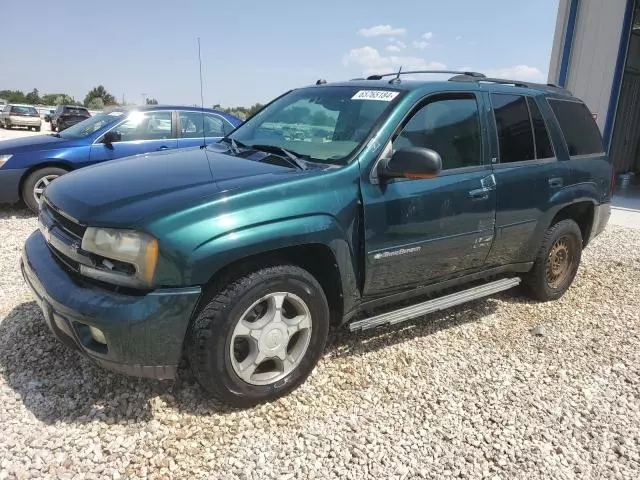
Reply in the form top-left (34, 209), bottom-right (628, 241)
top-left (548, 0), bottom-right (572, 82)
top-left (549, 0), bottom-right (627, 131)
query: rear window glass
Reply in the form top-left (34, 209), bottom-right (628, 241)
top-left (548, 99), bottom-right (604, 156)
top-left (64, 107), bottom-right (89, 115)
top-left (11, 106), bottom-right (38, 115)
top-left (491, 94), bottom-right (535, 163)
top-left (527, 97), bottom-right (554, 159)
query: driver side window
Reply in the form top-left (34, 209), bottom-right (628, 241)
top-left (110, 111), bottom-right (174, 142)
top-left (393, 96), bottom-right (482, 170)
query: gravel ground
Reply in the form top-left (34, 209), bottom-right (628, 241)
top-left (0, 205), bottom-right (639, 480)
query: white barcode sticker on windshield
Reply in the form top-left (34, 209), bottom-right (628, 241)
top-left (351, 90), bottom-right (399, 101)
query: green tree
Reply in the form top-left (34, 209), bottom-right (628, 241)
top-left (83, 85), bottom-right (117, 107)
top-left (145, 98), bottom-right (159, 105)
top-left (86, 97), bottom-right (105, 110)
top-left (41, 93), bottom-right (80, 106)
top-left (25, 88), bottom-right (41, 105)
top-left (0, 90), bottom-right (26, 103)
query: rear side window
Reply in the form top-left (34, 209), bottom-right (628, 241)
top-left (491, 94), bottom-right (535, 163)
top-left (548, 99), bottom-right (604, 156)
top-left (527, 98), bottom-right (554, 159)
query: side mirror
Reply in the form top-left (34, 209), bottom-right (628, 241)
top-left (102, 130), bottom-right (121, 148)
top-left (378, 147), bottom-right (442, 180)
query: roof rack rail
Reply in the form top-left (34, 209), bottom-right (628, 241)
top-left (365, 70), bottom-right (486, 84)
top-left (449, 74), bottom-right (572, 94)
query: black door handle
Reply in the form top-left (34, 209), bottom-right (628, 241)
top-left (157, 146), bottom-right (169, 151)
top-left (549, 177), bottom-right (563, 189)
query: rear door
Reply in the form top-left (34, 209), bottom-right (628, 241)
top-left (89, 110), bottom-right (178, 163)
top-left (485, 93), bottom-right (569, 266)
top-left (362, 92), bottom-right (497, 297)
top-left (177, 110), bottom-right (232, 148)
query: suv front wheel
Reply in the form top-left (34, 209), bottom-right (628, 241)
top-left (525, 219), bottom-right (583, 301)
top-left (186, 264), bottom-right (330, 407)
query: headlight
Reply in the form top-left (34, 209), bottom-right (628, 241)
top-left (0, 154), bottom-right (13, 168)
top-left (81, 227), bottom-right (159, 288)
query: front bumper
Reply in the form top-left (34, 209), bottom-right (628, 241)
top-left (0, 168), bottom-right (26, 204)
top-left (21, 231), bottom-right (202, 379)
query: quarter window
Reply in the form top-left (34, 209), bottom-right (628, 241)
top-left (548, 99), bottom-right (604, 156)
top-left (393, 96), bottom-right (482, 170)
top-left (110, 111), bottom-right (173, 142)
top-left (179, 111), bottom-right (228, 138)
top-left (491, 94), bottom-right (535, 163)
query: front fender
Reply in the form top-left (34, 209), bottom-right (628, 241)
top-left (186, 214), bottom-right (360, 313)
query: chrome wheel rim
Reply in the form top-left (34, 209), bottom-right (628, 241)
top-left (546, 236), bottom-right (574, 289)
top-left (230, 292), bottom-right (312, 386)
top-left (33, 174), bottom-right (59, 201)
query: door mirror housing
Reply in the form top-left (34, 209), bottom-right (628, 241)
top-left (102, 130), bottom-right (121, 148)
top-left (379, 147), bottom-right (442, 180)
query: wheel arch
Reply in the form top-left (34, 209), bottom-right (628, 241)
top-left (18, 161), bottom-right (74, 198)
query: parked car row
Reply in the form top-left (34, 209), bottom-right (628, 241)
top-left (9, 73), bottom-right (613, 408)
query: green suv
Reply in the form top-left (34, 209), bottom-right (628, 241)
top-left (21, 71), bottom-right (612, 406)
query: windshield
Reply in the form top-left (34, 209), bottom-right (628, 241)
top-left (227, 86), bottom-right (402, 164)
top-left (59, 111), bottom-right (124, 139)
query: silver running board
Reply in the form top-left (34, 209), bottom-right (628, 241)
top-left (349, 277), bottom-right (521, 331)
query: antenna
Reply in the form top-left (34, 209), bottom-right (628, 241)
top-left (389, 66), bottom-right (402, 84)
top-left (198, 37), bottom-right (206, 149)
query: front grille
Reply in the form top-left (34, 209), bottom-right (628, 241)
top-left (42, 201), bottom-right (86, 240)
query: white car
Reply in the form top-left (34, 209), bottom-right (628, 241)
top-left (0, 104), bottom-right (42, 131)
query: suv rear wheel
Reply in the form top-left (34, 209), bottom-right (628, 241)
top-left (22, 167), bottom-right (68, 213)
top-left (186, 265), bottom-right (330, 407)
top-left (525, 219), bottom-right (583, 301)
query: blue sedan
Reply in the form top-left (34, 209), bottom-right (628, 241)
top-left (0, 105), bottom-right (242, 212)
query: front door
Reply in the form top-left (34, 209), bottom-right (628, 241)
top-left (90, 110), bottom-right (178, 163)
top-left (362, 92), bottom-right (496, 298)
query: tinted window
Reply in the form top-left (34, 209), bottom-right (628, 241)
top-left (179, 111), bottom-right (227, 138)
top-left (111, 111), bottom-right (173, 142)
top-left (527, 97), bottom-right (554, 159)
top-left (63, 107), bottom-right (89, 115)
top-left (492, 94), bottom-right (535, 163)
top-left (393, 96), bottom-right (482, 169)
top-left (548, 99), bottom-right (603, 156)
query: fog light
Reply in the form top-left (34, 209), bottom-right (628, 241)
top-left (89, 326), bottom-right (107, 345)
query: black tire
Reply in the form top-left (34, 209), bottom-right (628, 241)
top-left (525, 219), bottom-right (582, 301)
top-left (51, 124), bottom-right (56, 132)
top-left (35, 126), bottom-right (41, 132)
top-left (5, 121), bottom-right (11, 129)
top-left (22, 167), bottom-right (68, 213)
top-left (186, 264), bottom-right (330, 407)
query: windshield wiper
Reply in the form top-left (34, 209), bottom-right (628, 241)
top-left (217, 137), bottom-right (247, 154)
top-left (249, 144), bottom-right (308, 170)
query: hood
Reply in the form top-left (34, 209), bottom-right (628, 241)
top-left (0, 134), bottom-right (73, 153)
top-left (44, 146), bottom-right (300, 226)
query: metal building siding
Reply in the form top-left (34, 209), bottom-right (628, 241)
top-left (609, 72), bottom-right (640, 171)
top-left (548, 0), bottom-right (572, 82)
top-left (549, 0), bottom-right (627, 131)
